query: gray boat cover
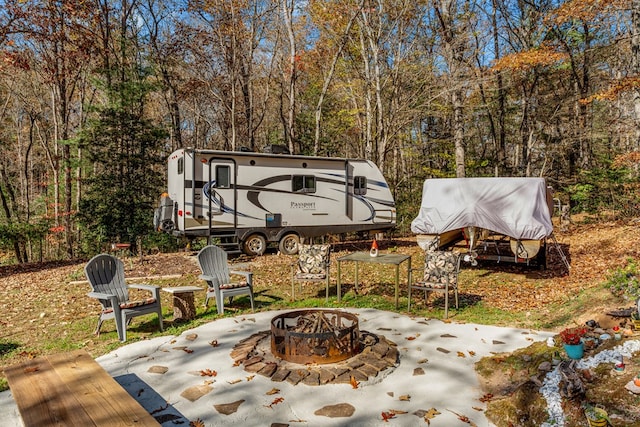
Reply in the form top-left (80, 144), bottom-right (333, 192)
top-left (410, 177), bottom-right (553, 240)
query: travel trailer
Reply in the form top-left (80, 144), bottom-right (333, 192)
top-left (155, 148), bottom-right (396, 256)
top-left (410, 177), bottom-right (557, 267)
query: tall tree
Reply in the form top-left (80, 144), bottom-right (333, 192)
top-left (280, 0), bottom-right (298, 153)
top-left (433, 0), bottom-right (472, 178)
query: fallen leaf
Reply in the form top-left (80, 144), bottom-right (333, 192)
top-left (227, 379), bottom-right (242, 384)
top-left (468, 351), bottom-right (476, 356)
top-left (479, 393), bottom-right (493, 402)
top-left (246, 375), bottom-right (255, 381)
top-left (399, 394), bottom-right (411, 401)
top-left (448, 409), bottom-right (475, 425)
top-left (381, 411), bottom-right (396, 422)
top-left (200, 369), bottom-right (217, 377)
top-left (266, 388), bottom-right (280, 395)
top-left (266, 397), bottom-right (284, 408)
top-left (457, 351), bottom-right (466, 358)
top-left (189, 419), bottom-right (205, 427)
top-left (350, 375), bottom-right (360, 389)
top-left (389, 409), bottom-right (408, 415)
top-left (424, 408), bottom-right (441, 425)
top-left (23, 366), bottom-right (39, 373)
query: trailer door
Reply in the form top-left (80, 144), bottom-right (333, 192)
top-left (205, 157), bottom-right (237, 227)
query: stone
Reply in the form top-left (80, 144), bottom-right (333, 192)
top-left (319, 369), bottom-right (336, 384)
top-left (147, 365), bottom-right (168, 374)
top-left (214, 399), bottom-right (245, 415)
top-left (385, 346), bottom-right (399, 364)
top-left (347, 359), bottom-right (364, 369)
top-left (538, 361), bottom-right (552, 372)
top-left (271, 367), bottom-right (291, 382)
top-left (358, 364), bottom-right (379, 377)
top-left (302, 371), bottom-right (320, 386)
top-left (286, 369), bottom-right (309, 385)
top-left (244, 355), bottom-right (264, 366)
top-left (334, 371), bottom-right (356, 384)
top-left (625, 380), bottom-right (640, 394)
top-left (180, 384), bottom-right (213, 402)
top-left (440, 333), bottom-right (457, 338)
top-left (350, 369), bottom-right (369, 382)
top-left (258, 362), bottom-right (278, 377)
top-left (245, 361), bottom-right (266, 373)
top-left (314, 403), bottom-right (356, 418)
top-left (372, 341), bottom-right (390, 356)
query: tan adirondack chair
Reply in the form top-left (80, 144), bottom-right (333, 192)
top-left (85, 254), bottom-right (163, 342)
top-left (197, 245), bottom-right (255, 315)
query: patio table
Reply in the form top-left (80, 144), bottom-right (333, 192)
top-left (336, 252), bottom-right (411, 309)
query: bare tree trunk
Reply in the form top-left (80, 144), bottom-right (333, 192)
top-left (491, 0), bottom-right (506, 176)
top-left (359, 3), bottom-right (386, 167)
top-left (633, 0), bottom-right (640, 149)
top-left (313, 7), bottom-right (359, 155)
top-left (452, 87), bottom-right (465, 177)
top-left (434, 0), bottom-right (467, 177)
top-left (281, 0), bottom-right (297, 154)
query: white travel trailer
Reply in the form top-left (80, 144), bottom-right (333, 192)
top-left (155, 148), bottom-right (396, 256)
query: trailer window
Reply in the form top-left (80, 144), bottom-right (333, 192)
top-left (177, 158), bottom-right (184, 175)
top-left (215, 165), bottom-right (231, 188)
top-left (292, 175), bottom-right (316, 193)
top-left (354, 176), bottom-right (367, 195)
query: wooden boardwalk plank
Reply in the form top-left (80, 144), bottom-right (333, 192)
top-left (4, 354), bottom-right (95, 426)
top-left (4, 350), bottom-right (159, 427)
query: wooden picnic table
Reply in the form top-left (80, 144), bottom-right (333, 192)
top-left (3, 349), bottom-right (159, 426)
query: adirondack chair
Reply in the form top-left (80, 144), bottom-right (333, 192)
top-left (85, 254), bottom-right (163, 342)
top-left (197, 245), bottom-right (255, 315)
top-left (291, 244), bottom-right (331, 302)
top-left (408, 250), bottom-right (461, 319)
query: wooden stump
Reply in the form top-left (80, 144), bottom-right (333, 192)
top-left (172, 292), bottom-right (196, 321)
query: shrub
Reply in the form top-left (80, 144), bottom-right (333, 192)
top-left (607, 258), bottom-right (640, 301)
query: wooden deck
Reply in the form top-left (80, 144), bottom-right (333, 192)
top-left (3, 349), bottom-right (159, 426)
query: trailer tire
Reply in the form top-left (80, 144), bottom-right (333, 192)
top-left (242, 234), bottom-right (267, 256)
top-left (278, 233), bottom-right (300, 255)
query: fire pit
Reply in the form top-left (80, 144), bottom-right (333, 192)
top-left (271, 309), bottom-right (360, 364)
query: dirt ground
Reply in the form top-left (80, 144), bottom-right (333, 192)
top-left (0, 216), bottom-right (639, 425)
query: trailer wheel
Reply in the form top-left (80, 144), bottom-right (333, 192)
top-left (242, 234), bottom-right (267, 256)
top-left (278, 233), bottom-right (300, 255)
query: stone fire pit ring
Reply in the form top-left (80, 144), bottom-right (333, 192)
top-left (271, 309), bottom-right (361, 364)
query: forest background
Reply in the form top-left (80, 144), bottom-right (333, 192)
top-left (0, 0), bottom-right (638, 264)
